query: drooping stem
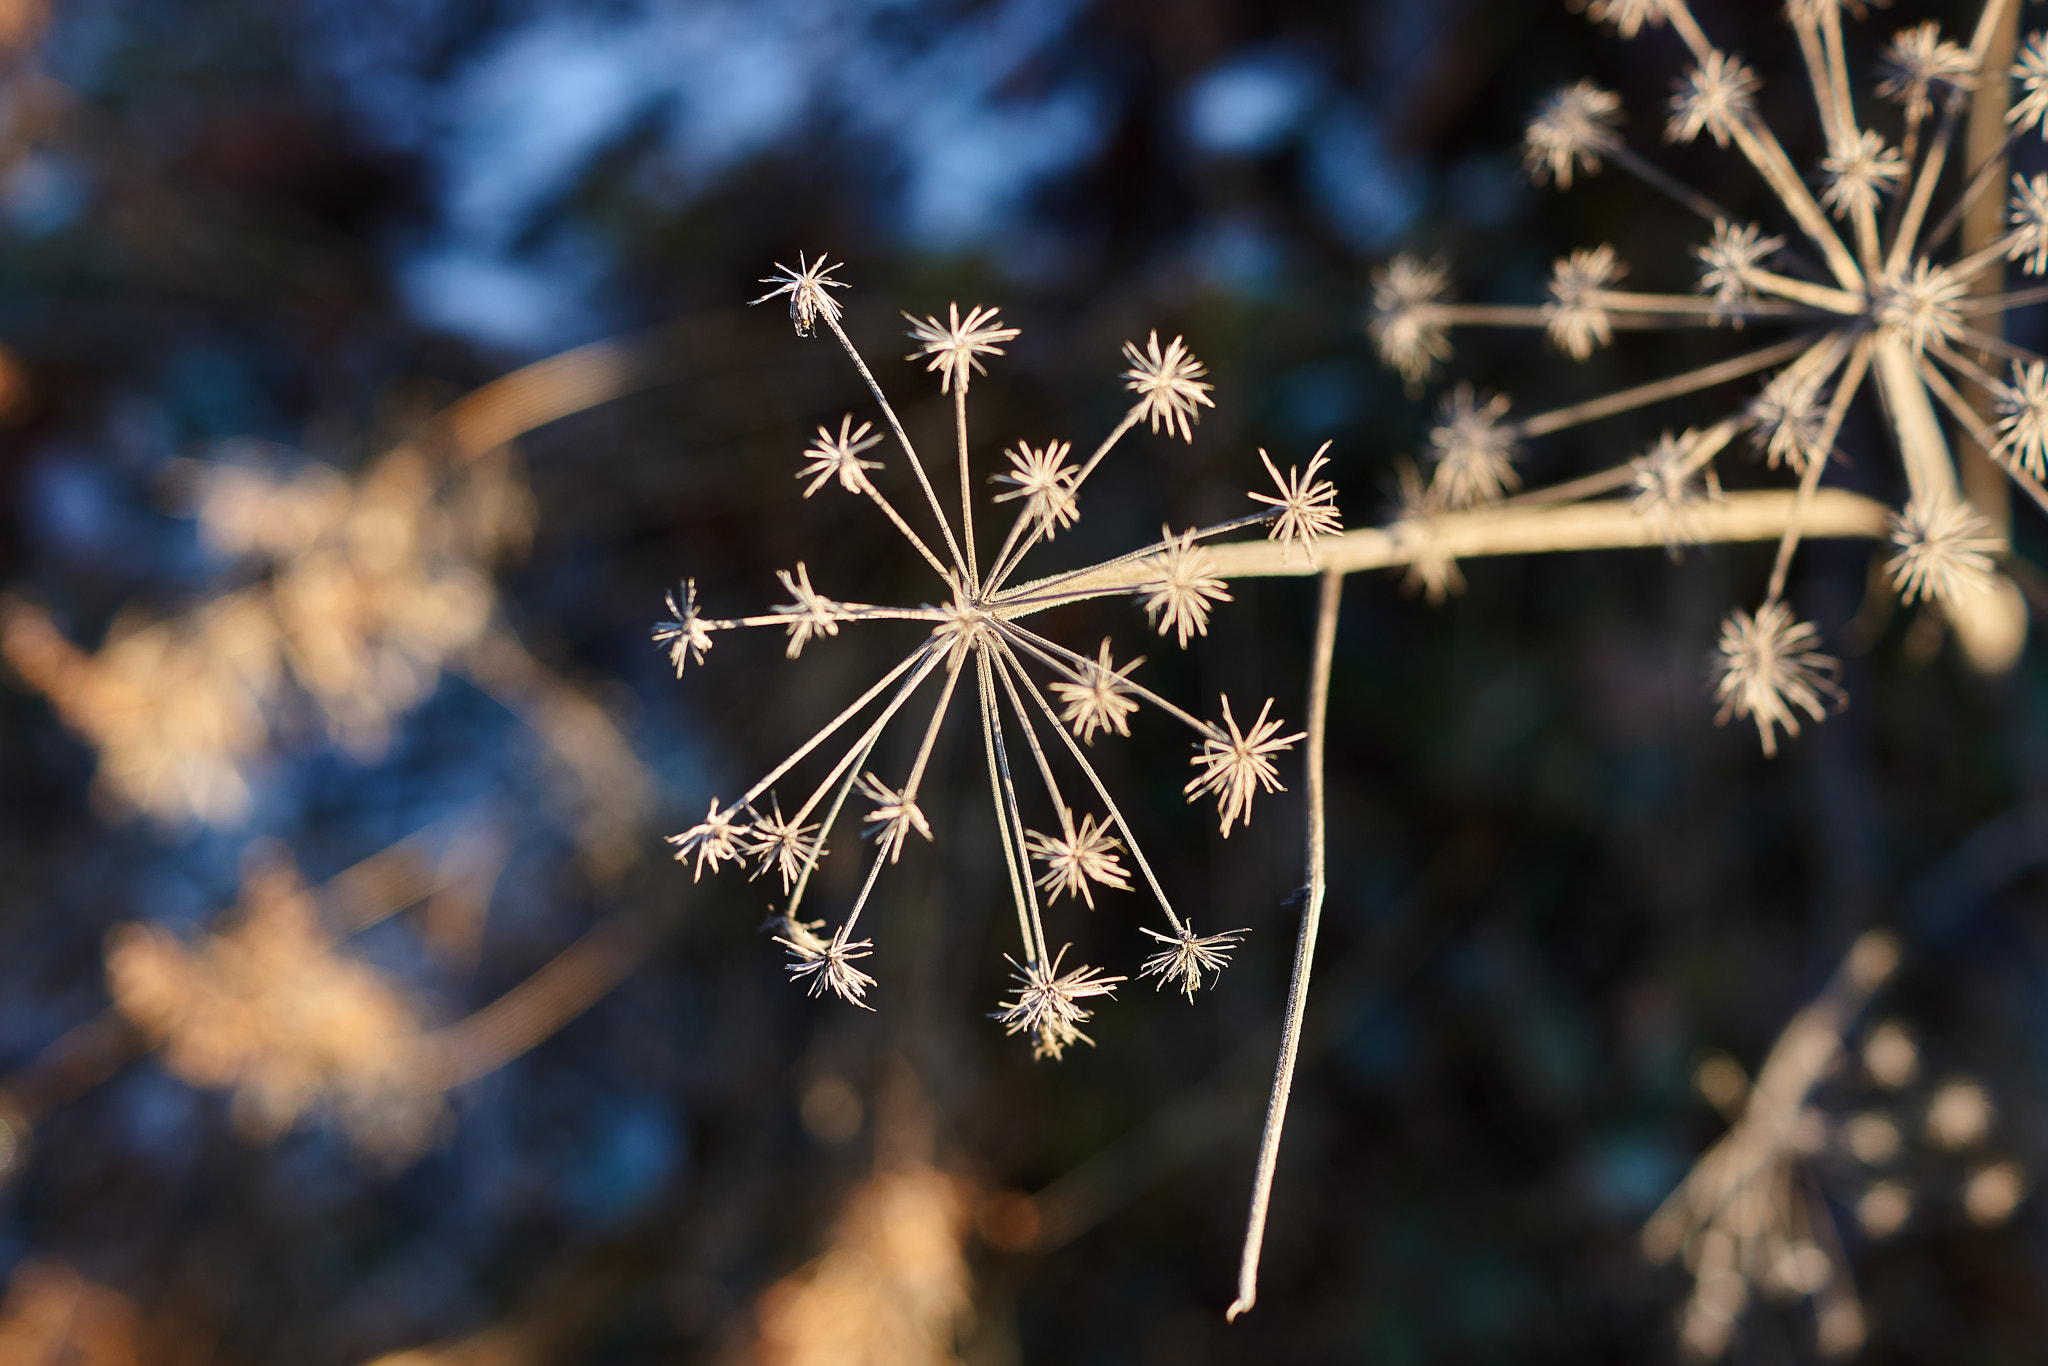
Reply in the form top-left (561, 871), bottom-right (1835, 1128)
top-left (1226, 567), bottom-right (1342, 1323)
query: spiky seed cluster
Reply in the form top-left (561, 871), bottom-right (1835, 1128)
top-left (1140, 923), bottom-right (1247, 1000)
top-left (1427, 385), bottom-right (1519, 508)
top-left (653, 580), bottom-right (714, 676)
top-left (993, 947), bottom-right (1124, 1061)
top-left (2007, 173), bottom-right (2048, 276)
top-left (1583, 0), bottom-right (1670, 40)
top-left (905, 303), bottom-right (1020, 394)
top-left (1122, 331), bottom-right (1216, 442)
top-left (1525, 81), bottom-right (1624, 189)
top-left (1368, 255), bottom-right (1453, 390)
top-left (1876, 260), bottom-right (1968, 354)
top-left (1995, 359), bottom-right (2048, 478)
top-left (1877, 21), bottom-right (1975, 119)
top-left (1668, 52), bottom-right (1759, 148)
top-left (664, 255), bottom-right (1307, 1048)
top-left (1629, 429), bottom-right (1721, 553)
top-left (1695, 221), bottom-right (1784, 310)
top-left (1546, 245), bottom-right (1624, 360)
top-left (1713, 602), bottom-right (1841, 758)
top-left (2011, 32), bottom-right (2048, 134)
top-left (1748, 368), bottom-right (1830, 473)
top-left (1889, 494), bottom-right (2002, 606)
top-left (1185, 696), bottom-right (1305, 837)
top-left (1820, 130), bottom-right (1904, 220)
top-left (1251, 442), bottom-right (1342, 562)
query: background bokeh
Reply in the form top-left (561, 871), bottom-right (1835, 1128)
top-left (1, 0), bottom-right (2045, 1361)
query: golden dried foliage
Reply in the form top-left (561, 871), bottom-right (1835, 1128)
top-left (0, 1260), bottom-right (144, 1366)
top-left (744, 1167), bottom-right (974, 1366)
top-left (105, 846), bottom-right (445, 1162)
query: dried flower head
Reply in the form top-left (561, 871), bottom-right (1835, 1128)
top-left (1581, 0), bottom-right (1670, 39)
top-left (1139, 922), bottom-right (1246, 1000)
top-left (799, 415), bottom-right (885, 496)
top-left (1546, 244), bottom-right (1625, 360)
top-left (1368, 255), bottom-right (1453, 391)
top-left (1820, 129), bottom-right (1905, 220)
top-left (745, 796), bottom-right (823, 892)
top-left (1141, 527), bottom-right (1233, 648)
top-left (1630, 428), bottom-right (1723, 554)
top-left (653, 579), bottom-right (715, 675)
top-left (1185, 695), bottom-right (1304, 836)
top-left (1667, 51), bottom-right (1760, 148)
top-left (1025, 812), bottom-right (1131, 909)
top-left (754, 252), bottom-right (848, 337)
top-left (1877, 21), bottom-right (1975, 120)
top-left (1994, 358), bottom-right (2048, 478)
top-left (2007, 172), bottom-right (2048, 276)
top-left (1427, 385), bottom-right (1519, 508)
top-left (1889, 493), bottom-right (2002, 606)
top-left (992, 440), bottom-right (1079, 539)
top-left (858, 771), bottom-right (934, 863)
top-left (1122, 330), bottom-right (1215, 442)
top-left (1695, 220), bottom-right (1785, 311)
top-left (1713, 601), bottom-right (1842, 758)
top-left (992, 946), bottom-right (1124, 1061)
top-left (1747, 366), bottom-right (1831, 473)
top-left (670, 797), bottom-right (747, 880)
top-left (2010, 31), bottom-right (2048, 135)
top-left (1251, 441), bottom-right (1342, 562)
top-left (779, 923), bottom-right (879, 1009)
top-left (904, 303), bottom-right (1020, 394)
top-left (1048, 638), bottom-right (1143, 744)
top-left (773, 562), bottom-right (844, 658)
top-left (1525, 81), bottom-right (1624, 190)
top-left (1875, 259), bottom-right (1968, 354)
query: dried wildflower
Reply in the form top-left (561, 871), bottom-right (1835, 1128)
top-left (1139, 923), bottom-right (1246, 1000)
top-left (1713, 601), bottom-right (1841, 758)
top-left (1141, 527), bottom-right (1233, 647)
top-left (1025, 813), bottom-right (1131, 908)
top-left (1368, 254), bottom-right (1453, 390)
top-left (664, 261), bottom-right (1320, 1054)
top-left (1877, 21), bottom-right (1975, 120)
top-left (799, 415), bottom-right (885, 496)
top-left (1630, 428), bottom-right (1722, 554)
top-left (1546, 244), bottom-right (1624, 360)
top-left (1525, 81), bottom-right (1624, 190)
top-left (1251, 441), bottom-right (1342, 562)
top-left (992, 945), bottom-right (1124, 1061)
top-left (1820, 130), bottom-right (1904, 220)
top-left (745, 796), bottom-right (823, 892)
top-left (1875, 259), bottom-right (1967, 354)
top-left (1582, 0), bottom-right (1670, 39)
top-left (106, 850), bottom-right (443, 1160)
top-left (1122, 330), bottom-right (1215, 442)
top-left (779, 924), bottom-right (879, 1008)
top-left (859, 772), bottom-right (934, 863)
top-left (1049, 638), bottom-right (1143, 744)
top-left (669, 797), bottom-right (747, 879)
top-left (773, 562), bottom-right (844, 658)
top-left (753, 251), bottom-right (848, 337)
top-left (2007, 172), bottom-right (2048, 276)
top-left (1667, 52), bottom-right (1760, 148)
top-left (1391, 458), bottom-right (1466, 604)
top-left (2010, 32), bottom-right (2048, 135)
top-left (1185, 695), bottom-right (1303, 836)
top-left (1889, 493), bottom-right (2002, 606)
top-left (1695, 220), bottom-right (1785, 310)
top-left (1994, 358), bottom-right (2048, 478)
top-left (904, 303), bottom-right (1020, 395)
top-left (992, 440), bottom-right (1079, 538)
top-left (1427, 385), bottom-right (1519, 508)
top-left (1748, 366), bottom-right (1830, 473)
top-left (653, 579), bottom-right (715, 675)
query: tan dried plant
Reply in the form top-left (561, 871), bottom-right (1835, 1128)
top-left (659, 255), bottom-right (1334, 1061)
top-left (105, 844), bottom-right (446, 1162)
top-left (1370, 0), bottom-right (2048, 753)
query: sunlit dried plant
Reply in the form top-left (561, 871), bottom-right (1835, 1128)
top-left (1370, 0), bottom-right (2048, 755)
top-left (659, 256), bottom-right (1321, 1059)
top-left (105, 845), bottom-right (445, 1161)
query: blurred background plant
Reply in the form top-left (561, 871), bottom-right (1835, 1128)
top-left (0, 0), bottom-right (2045, 1362)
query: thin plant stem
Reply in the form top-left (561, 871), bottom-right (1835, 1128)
top-left (1767, 337), bottom-right (1873, 603)
top-left (1919, 355), bottom-right (2048, 519)
top-left (982, 655), bottom-right (1051, 963)
top-left (956, 384), bottom-right (979, 590)
top-left (824, 313), bottom-right (970, 581)
top-left (985, 407), bottom-right (1144, 594)
top-left (1922, 127), bottom-right (2026, 260)
top-left (1226, 567), bottom-right (1342, 1323)
top-left (736, 644), bottom-right (935, 811)
top-left (977, 655), bottom-right (1041, 964)
top-left (1514, 334), bottom-right (1822, 440)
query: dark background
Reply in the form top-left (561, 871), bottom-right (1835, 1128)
top-left (0, 0), bottom-right (2045, 1361)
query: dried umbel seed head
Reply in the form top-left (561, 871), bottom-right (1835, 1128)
top-left (1524, 81), bottom-right (1624, 190)
top-left (1874, 259), bottom-right (1968, 354)
top-left (1820, 129), bottom-right (1904, 221)
top-left (1695, 220), bottom-right (1784, 311)
top-left (1994, 358), bottom-right (2048, 478)
top-left (1888, 493), bottom-right (2002, 606)
top-left (1712, 600), bottom-right (1843, 758)
top-left (1545, 244), bottom-right (1624, 360)
top-left (904, 303), bottom-right (1019, 395)
top-left (2010, 31), bottom-right (2048, 136)
top-left (2008, 172), bottom-right (2048, 276)
top-left (1667, 51), bottom-right (1759, 148)
top-left (1367, 255), bottom-right (1452, 391)
top-left (1250, 442), bottom-right (1341, 563)
top-left (753, 252), bottom-right (848, 336)
top-left (1426, 385), bottom-right (1519, 508)
top-left (1121, 330), bottom-right (1215, 442)
top-left (1877, 20), bottom-right (1975, 120)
